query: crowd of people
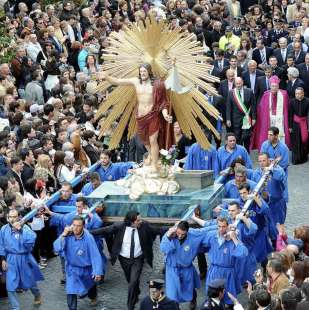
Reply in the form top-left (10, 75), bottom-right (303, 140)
top-left (0, 0), bottom-right (308, 309)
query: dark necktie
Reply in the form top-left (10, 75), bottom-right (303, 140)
top-left (130, 229), bottom-right (135, 259)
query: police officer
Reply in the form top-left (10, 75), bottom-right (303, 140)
top-left (200, 279), bottom-right (225, 310)
top-left (139, 279), bottom-right (179, 310)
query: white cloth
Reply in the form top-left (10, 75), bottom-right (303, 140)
top-left (45, 75), bottom-right (59, 91)
top-left (56, 165), bottom-right (76, 184)
top-left (119, 227), bottom-right (142, 258)
top-left (269, 90), bottom-right (285, 141)
top-left (27, 42), bottom-right (45, 62)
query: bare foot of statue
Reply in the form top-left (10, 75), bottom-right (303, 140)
top-left (144, 154), bottom-right (152, 166)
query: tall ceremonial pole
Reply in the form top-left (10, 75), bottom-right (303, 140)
top-left (231, 157), bottom-right (281, 229)
top-left (20, 161), bottom-right (102, 224)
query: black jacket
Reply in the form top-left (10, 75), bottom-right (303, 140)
top-left (91, 221), bottom-right (166, 267)
top-left (273, 48), bottom-right (288, 66)
top-left (297, 63), bottom-right (309, 96)
top-left (83, 144), bottom-right (100, 165)
top-left (242, 69), bottom-right (264, 95)
top-left (6, 169), bottom-right (25, 195)
top-left (226, 88), bottom-right (256, 127)
top-left (252, 47), bottom-right (273, 66)
top-left (21, 163), bottom-right (34, 185)
top-left (287, 78), bottom-right (305, 99)
top-left (220, 66), bottom-right (243, 80)
top-left (256, 76), bottom-right (271, 103)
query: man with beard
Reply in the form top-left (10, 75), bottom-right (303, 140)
top-left (99, 64), bottom-right (173, 173)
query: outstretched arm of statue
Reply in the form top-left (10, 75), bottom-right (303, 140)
top-left (97, 71), bottom-right (137, 86)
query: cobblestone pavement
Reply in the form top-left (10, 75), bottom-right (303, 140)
top-left (1, 155), bottom-right (309, 310)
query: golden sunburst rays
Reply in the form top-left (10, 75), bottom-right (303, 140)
top-left (96, 15), bottom-right (221, 150)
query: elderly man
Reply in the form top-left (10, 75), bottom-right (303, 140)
top-left (26, 34), bottom-right (45, 63)
top-left (286, 67), bottom-right (305, 99)
top-left (273, 37), bottom-right (288, 66)
top-left (242, 60), bottom-right (264, 95)
top-left (251, 75), bottom-right (290, 150)
top-left (226, 77), bottom-right (256, 150)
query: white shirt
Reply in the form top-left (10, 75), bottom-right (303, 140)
top-left (120, 226), bottom-right (142, 258)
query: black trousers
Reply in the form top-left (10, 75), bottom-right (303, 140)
top-left (67, 284), bottom-right (97, 310)
top-left (233, 125), bottom-right (251, 152)
top-left (118, 255), bottom-right (144, 310)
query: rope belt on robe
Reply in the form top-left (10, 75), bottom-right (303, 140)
top-left (293, 115), bottom-right (309, 143)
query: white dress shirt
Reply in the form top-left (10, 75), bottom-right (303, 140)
top-left (120, 226), bottom-right (143, 258)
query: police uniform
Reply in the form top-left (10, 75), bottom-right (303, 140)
top-left (200, 279), bottom-right (225, 310)
top-left (139, 279), bottom-right (179, 310)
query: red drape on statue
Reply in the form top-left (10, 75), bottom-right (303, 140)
top-left (136, 79), bottom-right (172, 150)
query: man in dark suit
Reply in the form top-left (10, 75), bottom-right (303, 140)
top-left (292, 41), bottom-right (306, 65)
top-left (6, 156), bottom-right (25, 195)
top-left (221, 55), bottom-right (243, 80)
top-left (269, 55), bottom-right (285, 88)
top-left (91, 211), bottom-right (166, 310)
top-left (286, 66), bottom-right (305, 99)
top-left (218, 69), bottom-right (235, 122)
top-left (252, 38), bottom-right (273, 70)
top-left (255, 66), bottom-right (273, 104)
top-left (242, 60), bottom-right (264, 95)
top-left (273, 37), bottom-right (288, 66)
top-left (213, 49), bottom-right (229, 74)
top-left (19, 148), bottom-right (34, 185)
top-left (205, 93), bottom-right (224, 148)
top-left (226, 77), bottom-right (256, 151)
top-left (296, 53), bottom-right (309, 96)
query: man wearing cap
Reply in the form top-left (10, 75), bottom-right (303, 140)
top-left (218, 27), bottom-right (240, 52)
top-left (200, 279), bottom-right (225, 310)
top-left (139, 279), bottom-right (178, 310)
top-left (251, 75), bottom-right (290, 151)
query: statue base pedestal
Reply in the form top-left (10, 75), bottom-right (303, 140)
top-left (86, 178), bottom-right (224, 224)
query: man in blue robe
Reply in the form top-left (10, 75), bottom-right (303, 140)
top-left (251, 153), bottom-right (287, 227)
top-left (224, 165), bottom-right (256, 199)
top-left (97, 150), bottom-right (134, 181)
top-left (0, 209), bottom-right (43, 309)
top-left (160, 221), bottom-right (208, 308)
top-left (54, 216), bottom-right (103, 310)
top-left (202, 216), bottom-right (248, 305)
top-left (57, 182), bottom-right (78, 207)
top-left (238, 184), bottom-right (275, 264)
top-left (217, 133), bottom-right (252, 180)
top-left (81, 172), bottom-right (102, 196)
top-left (227, 202), bottom-right (258, 285)
top-left (184, 143), bottom-right (219, 177)
top-left (260, 127), bottom-right (289, 202)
